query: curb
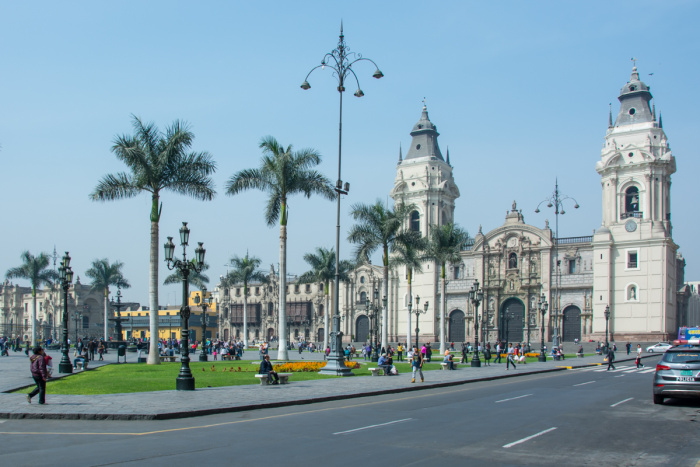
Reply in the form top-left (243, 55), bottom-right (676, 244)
top-left (0, 355), bottom-right (658, 421)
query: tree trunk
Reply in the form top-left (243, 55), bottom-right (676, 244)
top-left (147, 219), bottom-right (160, 364)
top-left (104, 288), bottom-right (109, 342)
top-left (439, 264), bottom-right (446, 354)
top-left (382, 263), bottom-right (388, 351)
top-left (407, 276), bottom-right (412, 349)
top-left (277, 223), bottom-right (288, 360)
top-left (243, 286), bottom-right (248, 348)
top-left (31, 288), bottom-right (37, 346)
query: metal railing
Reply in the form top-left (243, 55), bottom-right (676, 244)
top-left (555, 236), bottom-right (593, 245)
top-left (621, 211), bottom-right (643, 219)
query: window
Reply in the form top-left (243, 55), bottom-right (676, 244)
top-left (294, 284), bottom-right (300, 293)
top-left (82, 316), bottom-right (89, 329)
top-left (268, 303), bottom-right (274, 316)
top-left (255, 287), bottom-right (260, 295)
top-left (625, 186), bottom-right (640, 216)
top-left (627, 285), bottom-right (638, 301)
top-left (627, 251), bottom-right (638, 269)
top-left (360, 276), bottom-right (365, 284)
top-left (454, 266), bottom-right (460, 280)
top-left (568, 260), bottom-right (576, 274)
top-left (410, 210), bottom-right (420, 232)
top-left (236, 288), bottom-right (241, 297)
top-left (360, 291), bottom-right (367, 304)
top-left (305, 284), bottom-right (311, 293)
top-left (508, 253), bottom-right (517, 269)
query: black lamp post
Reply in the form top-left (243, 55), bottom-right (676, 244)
top-left (109, 286), bottom-right (126, 342)
top-left (411, 296), bottom-right (428, 350)
top-left (196, 287), bottom-right (211, 362)
top-left (470, 280), bottom-right (484, 367)
top-left (303, 24), bottom-right (383, 376)
top-left (365, 288), bottom-right (381, 362)
top-left (604, 305), bottom-right (610, 352)
top-left (73, 312), bottom-right (82, 346)
top-left (535, 180), bottom-right (580, 347)
top-left (57, 252), bottom-right (74, 374)
top-left (504, 308), bottom-right (513, 345)
top-left (164, 222), bottom-right (206, 391)
top-left (538, 293), bottom-right (548, 362)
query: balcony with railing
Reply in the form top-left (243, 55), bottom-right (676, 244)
top-left (555, 236), bottom-right (593, 245)
top-left (621, 211), bottom-right (643, 219)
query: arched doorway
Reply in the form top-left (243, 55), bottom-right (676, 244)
top-left (562, 306), bottom-right (582, 342)
top-left (448, 310), bottom-right (465, 343)
top-left (267, 327), bottom-right (274, 341)
top-left (223, 328), bottom-right (229, 341)
top-left (356, 315), bottom-right (370, 343)
top-left (500, 298), bottom-right (524, 343)
top-left (317, 328), bottom-right (324, 343)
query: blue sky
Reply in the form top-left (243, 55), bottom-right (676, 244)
top-left (1, 1), bottom-right (698, 305)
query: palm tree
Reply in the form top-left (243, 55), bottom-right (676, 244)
top-left (348, 200), bottom-right (415, 350)
top-left (226, 136), bottom-right (335, 360)
top-left (91, 116), bottom-right (216, 365)
top-left (163, 262), bottom-right (210, 291)
top-left (389, 231), bottom-right (427, 348)
top-left (6, 251), bottom-right (58, 345)
top-left (85, 259), bottom-right (131, 342)
top-left (297, 247), bottom-right (353, 350)
top-left (424, 223), bottom-right (469, 354)
top-left (227, 253), bottom-right (267, 348)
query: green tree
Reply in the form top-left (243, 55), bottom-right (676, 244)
top-left (424, 223), bottom-right (469, 354)
top-left (85, 258), bottom-right (131, 342)
top-left (297, 247), bottom-right (353, 350)
top-left (348, 200), bottom-right (414, 350)
top-left (163, 262), bottom-right (210, 291)
top-left (91, 116), bottom-right (216, 364)
top-left (389, 231), bottom-right (427, 348)
top-left (6, 251), bottom-right (58, 345)
top-left (227, 253), bottom-right (267, 348)
top-left (226, 136), bottom-right (334, 360)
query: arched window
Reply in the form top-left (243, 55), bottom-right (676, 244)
top-left (360, 276), bottom-right (365, 284)
top-left (625, 186), bottom-right (640, 215)
top-left (267, 302), bottom-right (274, 316)
top-left (360, 291), bottom-right (367, 304)
top-left (508, 253), bottom-right (517, 269)
top-left (410, 210), bottom-right (420, 232)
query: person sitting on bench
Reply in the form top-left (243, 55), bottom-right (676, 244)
top-left (74, 347), bottom-right (89, 369)
top-left (259, 355), bottom-right (279, 385)
top-left (378, 353), bottom-right (393, 376)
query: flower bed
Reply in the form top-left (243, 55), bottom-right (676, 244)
top-left (272, 360), bottom-right (360, 372)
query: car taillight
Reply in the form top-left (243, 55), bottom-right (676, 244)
top-left (656, 364), bottom-right (670, 371)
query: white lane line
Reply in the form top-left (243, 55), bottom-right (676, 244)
top-left (614, 375), bottom-right (625, 378)
top-left (611, 397), bottom-right (634, 407)
top-left (496, 394), bottom-right (533, 403)
top-left (573, 380), bottom-right (596, 387)
top-left (503, 427), bottom-right (558, 448)
top-left (333, 418), bottom-right (412, 435)
top-left (640, 368), bottom-right (656, 374)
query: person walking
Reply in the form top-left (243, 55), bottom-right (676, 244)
top-left (98, 342), bottom-right (105, 361)
top-left (606, 345), bottom-right (616, 370)
top-left (506, 343), bottom-right (517, 370)
top-left (484, 343), bottom-right (492, 366)
top-left (636, 344), bottom-right (644, 368)
top-left (626, 342), bottom-right (631, 355)
top-left (397, 343), bottom-right (404, 362)
top-left (494, 341), bottom-right (502, 364)
top-left (27, 346), bottom-right (48, 405)
top-left (411, 346), bottom-right (424, 383)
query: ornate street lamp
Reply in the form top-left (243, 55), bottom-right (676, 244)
top-left (504, 308), bottom-right (514, 345)
top-left (164, 222), bottom-right (206, 391)
top-left (469, 280), bottom-right (484, 367)
top-left (109, 286), bottom-right (127, 342)
top-left (604, 305), bottom-right (610, 352)
top-left (58, 252), bottom-right (74, 374)
top-left (535, 179), bottom-right (580, 347)
top-left (303, 24), bottom-right (383, 376)
top-left (195, 286), bottom-right (211, 362)
top-left (411, 295), bottom-right (428, 350)
top-left (538, 293), bottom-right (549, 362)
top-left (73, 312), bottom-right (82, 345)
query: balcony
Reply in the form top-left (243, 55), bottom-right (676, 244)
top-left (621, 211), bottom-right (643, 220)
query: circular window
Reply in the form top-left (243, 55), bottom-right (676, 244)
top-left (629, 108), bottom-right (636, 115)
top-left (628, 152), bottom-right (633, 157)
top-left (630, 85), bottom-right (636, 91)
top-left (418, 124), bottom-right (423, 129)
top-left (416, 144), bottom-right (421, 150)
top-left (411, 182), bottom-right (416, 186)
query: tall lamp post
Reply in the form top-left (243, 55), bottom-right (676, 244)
top-left (535, 179), bottom-right (580, 347)
top-left (604, 305), bottom-right (610, 352)
top-left (365, 288), bottom-right (381, 362)
top-left (411, 296), bottom-right (428, 350)
top-left (538, 294), bottom-right (548, 362)
top-left (57, 252), bottom-right (74, 374)
top-left (196, 287), bottom-right (211, 362)
top-left (469, 280), bottom-right (484, 367)
top-left (73, 312), bottom-right (82, 345)
top-left (504, 309), bottom-right (513, 345)
top-left (164, 222), bottom-right (206, 391)
top-left (109, 286), bottom-right (127, 342)
top-left (303, 24), bottom-right (383, 376)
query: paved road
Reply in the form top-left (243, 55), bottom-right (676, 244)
top-left (1, 355), bottom-right (698, 466)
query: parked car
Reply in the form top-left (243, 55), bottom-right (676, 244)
top-left (653, 345), bottom-right (700, 404)
top-left (646, 342), bottom-right (673, 353)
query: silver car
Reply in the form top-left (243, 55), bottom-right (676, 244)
top-left (653, 345), bottom-right (700, 404)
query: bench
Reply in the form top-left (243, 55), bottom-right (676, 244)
top-left (160, 355), bottom-right (177, 362)
top-left (74, 360), bottom-right (88, 370)
top-left (255, 373), bottom-right (291, 385)
top-left (577, 353), bottom-right (584, 358)
top-left (440, 362), bottom-right (460, 370)
top-left (368, 367), bottom-right (383, 376)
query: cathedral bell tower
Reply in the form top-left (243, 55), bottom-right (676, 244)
top-left (593, 65), bottom-right (678, 341)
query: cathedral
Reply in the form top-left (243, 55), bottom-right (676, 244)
top-left (216, 66), bottom-right (685, 347)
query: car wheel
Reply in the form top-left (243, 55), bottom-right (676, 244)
top-left (648, 349), bottom-right (653, 353)
top-left (653, 394), bottom-right (664, 405)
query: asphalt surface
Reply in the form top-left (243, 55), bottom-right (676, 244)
top-left (1, 355), bottom-right (699, 466)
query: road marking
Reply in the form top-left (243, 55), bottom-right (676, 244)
top-left (610, 397), bottom-right (633, 407)
top-left (614, 375), bottom-right (625, 378)
top-left (503, 427), bottom-right (558, 448)
top-left (495, 394), bottom-right (533, 403)
top-left (573, 381), bottom-right (596, 387)
top-left (333, 418), bottom-right (412, 435)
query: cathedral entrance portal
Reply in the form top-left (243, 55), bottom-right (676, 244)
top-left (448, 310), bottom-right (465, 343)
top-left (500, 298), bottom-right (524, 343)
top-left (317, 328), bottom-right (324, 344)
top-left (356, 315), bottom-right (370, 343)
top-left (562, 306), bottom-right (582, 342)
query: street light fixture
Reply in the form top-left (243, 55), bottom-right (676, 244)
top-left (604, 305), bottom-right (610, 352)
top-left (109, 286), bottom-right (127, 342)
top-left (410, 295), bottom-right (428, 350)
top-left (504, 308), bottom-right (514, 345)
top-left (469, 280), bottom-right (484, 367)
top-left (57, 252), bottom-right (74, 374)
top-left (164, 222), bottom-right (206, 391)
top-left (303, 24), bottom-right (383, 376)
top-left (196, 286), bottom-right (211, 362)
top-left (538, 294), bottom-right (549, 362)
top-left (73, 311), bottom-right (82, 345)
top-left (535, 179), bottom-right (580, 347)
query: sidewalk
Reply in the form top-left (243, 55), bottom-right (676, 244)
top-left (0, 348), bottom-right (657, 421)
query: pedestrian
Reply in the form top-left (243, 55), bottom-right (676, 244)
top-left (426, 342), bottom-right (433, 362)
top-left (27, 346), bottom-right (48, 405)
top-left (636, 344), bottom-right (644, 368)
top-left (484, 343), bottom-right (492, 366)
top-left (506, 343), bottom-right (517, 370)
top-left (98, 342), bottom-right (105, 361)
top-left (494, 342), bottom-right (502, 364)
top-left (411, 346), bottom-right (424, 383)
top-left (606, 345), bottom-right (616, 370)
top-left (397, 343), bottom-right (404, 362)
top-left (626, 342), bottom-right (631, 355)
